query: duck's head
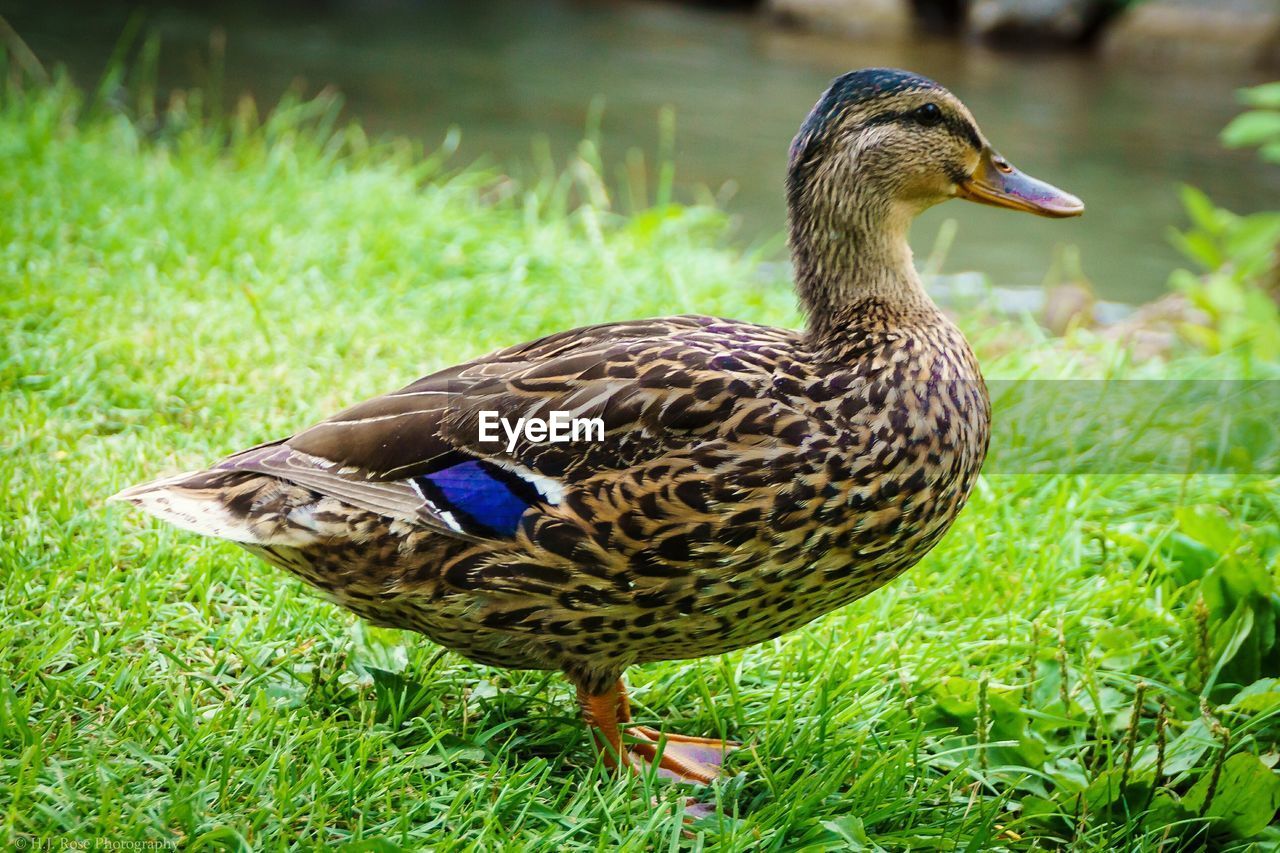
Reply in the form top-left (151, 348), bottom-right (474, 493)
top-left (788, 67), bottom-right (1082, 227)
top-left (788, 68), bottom-right (1080, 327)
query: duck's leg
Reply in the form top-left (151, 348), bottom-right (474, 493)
top-left (576, 679), bottom-right (736, 784)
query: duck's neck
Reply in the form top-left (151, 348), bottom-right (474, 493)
top-left (788, 194), bottom-right (937, 344)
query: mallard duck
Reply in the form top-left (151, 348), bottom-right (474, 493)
top-left (113, 68), bottom-right (1082, 784)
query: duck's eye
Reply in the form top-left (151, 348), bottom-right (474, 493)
top-left (911, 103), bottom-right (943, 127)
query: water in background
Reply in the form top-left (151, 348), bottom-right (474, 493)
top-left (16, 0), bottom-right (1280, 302)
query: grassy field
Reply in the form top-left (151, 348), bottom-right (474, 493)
top-left (3, 77), bottom-right (1280, 851)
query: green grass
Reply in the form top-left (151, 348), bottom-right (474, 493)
top-left (3, 77), bottom-right (1280, 851)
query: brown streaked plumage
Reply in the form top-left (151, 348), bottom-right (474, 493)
top-left (112, 68), bottom-right (1082, 785)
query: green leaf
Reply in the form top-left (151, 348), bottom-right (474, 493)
top-left (1162, 532), bottom-right (1220, 584)
top-left (921, 677), bottom-right (1047, 769)
top-left (1240, 82), bottom-right (1280, 109)
top-left (1206, 559), bottom-right (1277, 613)
top-left (1177, 505), bottom-right (1237, 555)
top-left (1182, 752), bottom-right (1280, 838)
top-left (1161, 719), bottom-right (1216, 778)
top-left (1230, 679), bottom-right (1280, 713)
top-left (1223, 212), bottom-right (1280, 277)
top-left (1169, 229), bottom-right (1223, 271)
top-left (1082, 767), bottom-right (1127, 810)
top-left (1143, 791), bottom-right (1196, 831)
top-left (1245, 824), bottom-right (1280, 850)
top-left (820, 816), bottom-right (878, 849)
top-left (1019, 795), bottom-right (1062, 821)
top-left (1222, 110), bottom-right (1280, 149)
top-left (1209, 601), bottom-right (1256, 689)
top-left (1094, 626), bottom-right (1142, 668)
top-left (926, 676), bottom-right (978, 720)
top-left (1180, 185), bottom-right (1228, 234)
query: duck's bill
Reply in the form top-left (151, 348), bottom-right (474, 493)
top-left (956, 149), bottom-right (1084, 218)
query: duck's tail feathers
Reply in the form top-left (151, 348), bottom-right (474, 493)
top-left (110, 469), bottom-right (314, 546)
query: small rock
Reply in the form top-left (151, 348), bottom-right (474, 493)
top-left (1099, 292), bottom-right (1212, 361)
top-left (968, 0), bottom-right (1111, 45)
top-left (1042, 281), bottom-right (1096, 335)
top-left (767, 0), bottom-right (914, 40)
top-left (1040, 245), bottom-right (1096, 335)
top-left (1102, 0), bottom-right (1280, 69)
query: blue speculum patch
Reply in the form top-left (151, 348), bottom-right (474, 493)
top-left (414, 459), bottom-right (536, 537)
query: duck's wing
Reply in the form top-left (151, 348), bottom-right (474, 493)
top-left (215, 315), bottom-right (804, 542)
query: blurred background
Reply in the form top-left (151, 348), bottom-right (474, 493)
top-left (7, 0), bottom-right (1280, 303)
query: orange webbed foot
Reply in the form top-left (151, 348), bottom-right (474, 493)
top-left (576, 679), bottom-right (737, 785)
top-left (625, 725), bottom-right (737, 784)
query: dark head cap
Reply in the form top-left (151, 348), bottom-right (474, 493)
top-left (790, 68), bottom-right (944, 164)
